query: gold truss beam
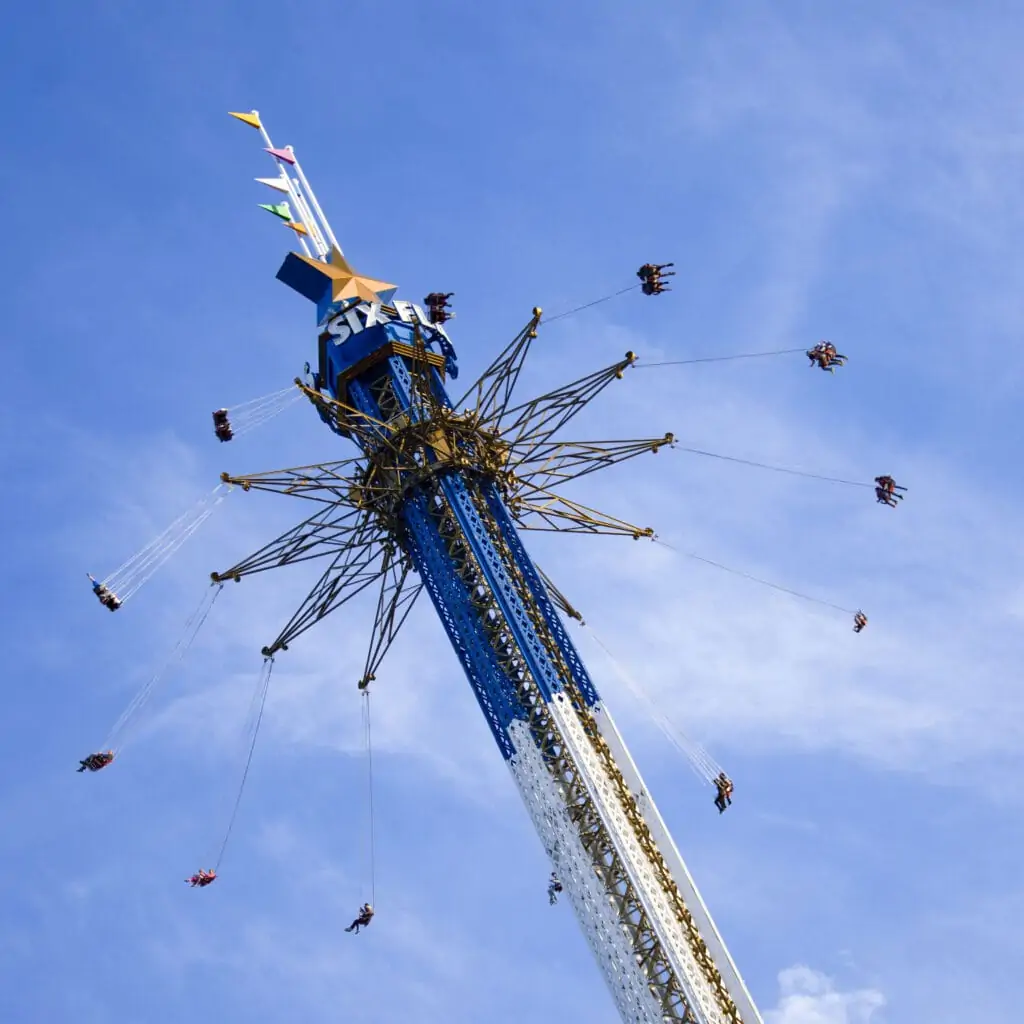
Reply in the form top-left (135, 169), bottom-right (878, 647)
top-left (535, 564), bottom-right (585, 623)
top-left (211, 504), bottom-right (369, 581)
top-left (295, 379), bottom-right (397, 448)
top-left (402, 327), bottom-right (452, 423)
top-left (510, 483), bottom-right (656, 539)
top-left (259, 520), bottom-right (387, 656)
top-left (498, 352), bottom-right (638, 457)
top-left (358, 546), bottom-right (423, 689)
top-left (453, 310), bottom-right (543, 424)
top-left (510, 434), bottom-right (675, 490)
top-left (221, 460), bottom-right (365, 505)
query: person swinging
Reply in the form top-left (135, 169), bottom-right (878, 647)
top-left (873, 475), bottom-right (905, 508)
top-left (714, 772), bottom-right (734, 814)
top-left (345, 902), bottom-right (374, 934)
top-left (212, 409), bottom-right (234, 443)
top-left (423, 292), bottom-right (455, 325)
top-left (77, 750), bottom-right (114, 773)
top-left (87, 574), bottom-right (122, 611)
top-left (637, 262), bottom-right (675, 296)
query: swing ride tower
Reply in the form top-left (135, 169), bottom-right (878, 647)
top-left (217, 111), bottom-right (763, 1024)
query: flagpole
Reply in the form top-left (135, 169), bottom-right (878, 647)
top-left (248, 110), bottom-right (315, 259)
top-left (289, 153), bottom-right (341, 255)
top-left (287, 177), bottom-right (328, 256)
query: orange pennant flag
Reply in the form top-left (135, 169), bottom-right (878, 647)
top-left (284, 221), bottom-right (308, 236)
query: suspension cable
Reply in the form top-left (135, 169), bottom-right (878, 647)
top-left (586, 626), bottom-right (723, 785)
top-left (227, 385), bottom-right (300, 414)
top-left (673, 446), bottom-right (873, 488)
top-left (214, 657), bottom-right (274, 873)
top-left (542, 284), bottom-right (640, 325)
top-left (103, 583), bottom-right (223, 751)
top-left (99, 484), bottom-right (230, 603)
top-left (654, 539), bottom-right (858, 615)
top-left (362, 690), bottom-right (377, 907)
top-left (636, 347), bottom-right (806, 367)
top-left (229, 389), bottom-right (304, 440)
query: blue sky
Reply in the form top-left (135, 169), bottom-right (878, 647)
top-left (2, 2), bottom-right (1022, 1021)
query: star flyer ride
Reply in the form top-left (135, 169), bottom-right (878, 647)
top-left (215, 109), bottom-right (760, 1024)
top-left (80, 108), bottom-right (908, 1023)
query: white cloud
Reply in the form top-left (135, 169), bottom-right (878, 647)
top-left (766, 966), bottom-right (885, 1024)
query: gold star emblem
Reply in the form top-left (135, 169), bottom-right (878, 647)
top-left (294, 245), bottom-right (397, 305)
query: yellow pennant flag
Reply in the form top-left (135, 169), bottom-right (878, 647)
top-left (229, 111), bottom-right (262, 130)
top-left (284, 221), bottom-right (309, 236)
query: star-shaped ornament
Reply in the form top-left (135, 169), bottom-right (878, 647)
top-left (302, 246), bottom-right (396, 304)
top-left (277, 244), bottom-right (398, 309)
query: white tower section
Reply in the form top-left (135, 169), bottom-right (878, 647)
top-left (508, 693), bottom-right (762, 1024)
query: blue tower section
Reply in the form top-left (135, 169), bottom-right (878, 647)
top-left (288, 258), bottom-right (602, 761)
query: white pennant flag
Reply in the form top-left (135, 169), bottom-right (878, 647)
top-left (255, 175), bottom-right (290, 194)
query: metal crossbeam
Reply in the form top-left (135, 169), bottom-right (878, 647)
top-left (499, 352), bottom-right (638, 453)
top-left (357, 545), bottom-right (423, 689)
top-left (535, 564), bottom-right (586, 623)
top-left (454, 311), bottom-right (542, 424)
top-left (511, 434), bottom-right (675, 490)
top-left (295, 380), bottom-right (396, 448)
top-left (221, 461), bottom-right (366, 506)
top-left (260, 520), bottom-right (386, 655)
top-left (510, 484), bottom-right (656, 538)
top-left (212, 504), bottom-right (370, 581)
top-left (402, 330), bottom-right (452, 423)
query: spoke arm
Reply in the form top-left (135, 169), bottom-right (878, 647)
top-left (221, 460), bottom-right (367, 506)
top-left (510, 434), bottom-right (675, 490)
top-left (295, 379), bottom-right (397, 449)
top-left (499, 351), bottom-right (638, 454)
top-left (453, 310), bottom-right (543, 423)
top-left (260, 521), bottom-right (386, 656)
top-left (509, 483), bottom-right (656, 539)
top-left (357, 545), bottom-right (424, 689)
top-left (534, 564), bottom-right (586, 624)
top-left (211, 505), bottom-right (371, 581)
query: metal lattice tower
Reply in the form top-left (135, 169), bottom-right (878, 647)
top-left (221, 110), bottom-right (763, 1024)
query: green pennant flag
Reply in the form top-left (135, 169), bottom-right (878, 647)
top-left (258, 201), bottom-right (292, 221)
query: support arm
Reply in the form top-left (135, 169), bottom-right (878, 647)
top-left (259, 518), bottom-right (386, 655)
top-left (357, 544), bottom-right (423, 688)
top-left (499, 352), bottom-right (638, 455)
top-left (511, 434), bottom-right (675, 490)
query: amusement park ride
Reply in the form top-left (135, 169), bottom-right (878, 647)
top-left (79, 110), bottom-right (907, 1024)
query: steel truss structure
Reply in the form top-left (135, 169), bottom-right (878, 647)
top-left (219, 113), bottom-right (764, 1024)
